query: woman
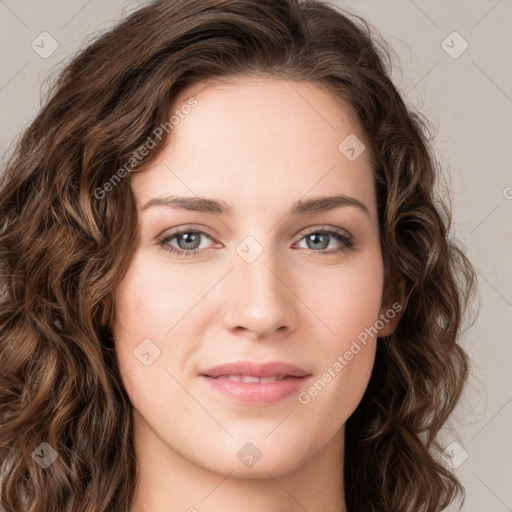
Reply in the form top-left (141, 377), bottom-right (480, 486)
top-left (0, 0), bottom-right (477, 510)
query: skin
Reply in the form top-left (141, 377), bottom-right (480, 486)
top-left (108, 76), bottom-right (402, 512)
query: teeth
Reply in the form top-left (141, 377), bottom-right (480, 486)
top-left (259, 376), bottom-right (279, 383)
top-left (241, 375), bottom-right (260, 383)
top-left (216, 375), bottom-right (286, 383)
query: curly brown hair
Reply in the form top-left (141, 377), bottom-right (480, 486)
top-left (0, 0), bottom-right (477, 510)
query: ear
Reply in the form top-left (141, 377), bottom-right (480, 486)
top-left (375, 277), bottom-right (407, 338)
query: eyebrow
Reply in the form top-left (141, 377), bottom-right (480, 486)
top-left (141, 194), bottom-right (370, 217)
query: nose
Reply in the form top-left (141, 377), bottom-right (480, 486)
top-left (221, 241), bottom-right (299, 340)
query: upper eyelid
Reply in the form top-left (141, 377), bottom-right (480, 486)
top-left (161, 224), bottom-right (352, 241)
top-left (296, 224), bottom-right (352, 239)
top-left (164, 225), bottom-right (216, 238)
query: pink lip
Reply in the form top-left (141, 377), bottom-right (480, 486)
top-left (198, 361), bottom-right (312, 405)
top-left (199, 361), bottom-right (310, 378)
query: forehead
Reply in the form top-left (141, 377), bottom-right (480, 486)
top-left (131, 77), bottom-right (377, 220)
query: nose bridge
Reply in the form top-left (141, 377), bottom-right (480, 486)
top-left (221, 232), bottom-right (298, 337)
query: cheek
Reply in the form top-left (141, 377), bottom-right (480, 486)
top-left (301, 253), bottom-right (384, 347)
top-left (111, 253), bottom-right (206, 397)
top-left (113, 251), bottom-right (200, 337)
top-left (296, 254), bottom-right (383, 408)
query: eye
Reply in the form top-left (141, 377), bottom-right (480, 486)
top-left (157, 225), bottom-right (355, 258)
top-left (158, 227), bottom-right (217, 258)
top-left (294, 226), bottom-right (354, 257)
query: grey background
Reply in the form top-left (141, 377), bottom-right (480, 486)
top-left (0, 1), bottom-right (510, 510)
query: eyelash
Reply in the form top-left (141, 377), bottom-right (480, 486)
top-left (157, 225), bottom-right (355, 259)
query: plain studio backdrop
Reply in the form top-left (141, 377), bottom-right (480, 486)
top-left (0, 1), bottom-right (510, 510)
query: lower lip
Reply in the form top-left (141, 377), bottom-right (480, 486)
top-left (199, 375), bottom-right (311, 405)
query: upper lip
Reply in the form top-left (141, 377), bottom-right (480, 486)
top-left (199, 361), bottom-right (310, 378)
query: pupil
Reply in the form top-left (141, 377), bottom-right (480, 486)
top-left (309, 234), bottom-right (328, 250)
top-left (180, 233), bottom-right (199, 249)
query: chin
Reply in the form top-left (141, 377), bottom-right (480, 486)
top-left (192, 434), bottom-right (312, 479)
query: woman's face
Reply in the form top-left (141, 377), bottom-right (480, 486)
top-left (111, 77), bottom-right (398, 479)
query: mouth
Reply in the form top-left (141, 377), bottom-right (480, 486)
top-left (199, 360), bottom-right (310, 379)
top-left (210, 374), bottom-right (291, 383)
top-left (198, 361), bottom-right (312, 405)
